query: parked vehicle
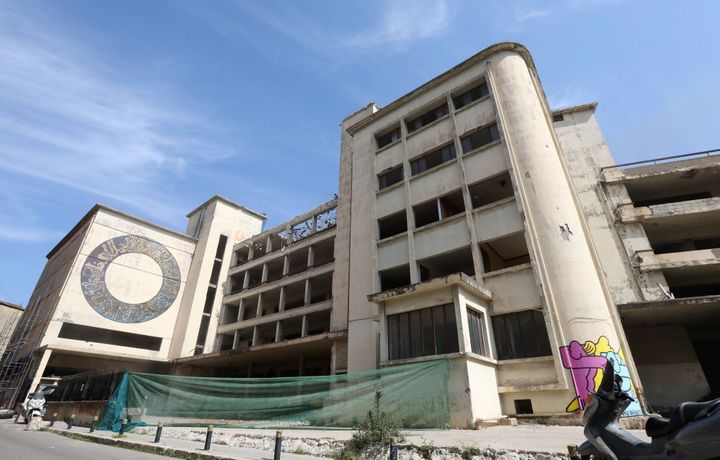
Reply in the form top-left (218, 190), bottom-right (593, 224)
top-left (14, 390), bottom-right (47, 424)
top-left (578, 360), bottom-right (720, 459)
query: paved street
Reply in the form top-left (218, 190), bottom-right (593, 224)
top-left (0, 419), bottom-right (167, 460)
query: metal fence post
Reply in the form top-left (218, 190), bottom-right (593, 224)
top-left (89, 415), bottom-right (98, 433)
top-left (154, 422), bottom-right (164, 443)
top-left (274, 430), bottom-right (283, 460)
top-left (119, 418), bottom-right (128, 435)
top-left (390, 444), bottom-right (398, 460)
top-left (67, 414), bottom-right (75, 430)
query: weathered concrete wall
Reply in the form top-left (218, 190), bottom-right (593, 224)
top-left (46, 401), bottom-right (106, 427)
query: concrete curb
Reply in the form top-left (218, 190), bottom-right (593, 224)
top-left (44, 427), bottom-right (236, 460)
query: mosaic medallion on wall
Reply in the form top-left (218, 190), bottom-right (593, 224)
top-left (80, 235), bottom-right (181, 323)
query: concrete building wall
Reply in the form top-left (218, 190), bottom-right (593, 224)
top-left (0, 302), bottom-right (22, 358)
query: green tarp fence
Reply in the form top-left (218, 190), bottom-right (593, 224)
top-left (99, 359), bottom-right (451, 431)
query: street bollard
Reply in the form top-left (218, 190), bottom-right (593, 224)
top-left (49, 413), bottom-right (57, 427)
top-left (567, 444), bottom-right (581, 460)
top-left (389, 444), bottom-right (398, 460)
top-left (89, 416), bottom-right (98, 433)
top-left (119, 418), bottom-right (128, 435)
top-left (154, 422), bottom-right (164, 443)
top-left (204, 425), bottom-right (213, 451)
top-left (273, 430), bottom-right (282, 460)
top-left (67, 414), bottom-right (75, 430)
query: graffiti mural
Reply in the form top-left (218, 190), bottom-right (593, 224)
top-left (80, 235), bottom-right (181, 323)
top-left (560, 335), bottom-right (642, 416)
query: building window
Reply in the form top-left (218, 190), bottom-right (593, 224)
top-left (378, 165), bottom-right (404, 190)
top-left (406, 103), bottom-right (449, 134)
top-left (552, 113), bottom-right (564, 123)
top-left (413, 189), bottom-right (465, 228)
top-left (410, 143), bottom-right (456, 176)
top-left (468, 172), bottom-right (514, 209)
top-left (514, 399), bottom-right (534, 415)
top-left (379, 264), bottom-right (411, 291)
top-left (378, 211), bottom-right (407, 239)
top-left (376, 126), bottom-right (401, 149)
top-left (461, 123), bottom-right (500, 153)
top-left (467, 308), bottom-right (488, 356)
top-left (387, 303), bottom-right (459, 360)
top-left (453, 81), bottom-right (489, 110)
top-left (492, 310), bottom-right (552, 360)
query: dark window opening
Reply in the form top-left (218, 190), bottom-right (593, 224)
top-left (228, 273), bottom-right (244, 295)
top-left (492, 310), bottom-right (552, 360)
top-left (268, 233), bottom-right (287, 253)
top-left (453, 82), bottom-right (489, 110)
top-left (653, 237), bottom-right (720, 254)
top-left (378, 166), bottom-right (404, 190)
top-left (379, 265), bottom-right (411, 291)
top-left (414, 200), bottom-right (439, 228)
top-left (279, 316), bottom-right (303, 341)
top-left (410, 144), bottom-right (456, 176)
top-left (376, 126), bottom-right (401, 149)
top-left (514, 399), bottom-right (534, 415)
top-left (254, 323), bottom-right (276, 346)
top-left (209, 259), bottom-right (222, 286)
top-left (234, 328), bottom-right (253, 350)
top-left (265, 258), bottom-right (284, 283)
top-left (407, 103), bottom-right (449, 133)
top-left (194, 314), bottom-right (211, 354)
top-left (261, 289), bottom-right (281, 316)
top-left (242, 296), bottom-right (259, 320)
top-left (221, 303), bottom-right (239, 325)
top-left (309, 272), bottom-right (333, 304)
top-left (203, 286), bottom-right (217, 314)
top-left (58, 323), bottom-right (162, 351)
top-left (251, 240), bottom-right (266, 258)
top-left (634, 191), bottom-right (712, 208)
top-left (469, 172), bottom-right (514, 208)
top-left (312, 239), bottom-right (335, 267)
top-left (218, 333), bottom-right (234, 352)
top-left (378, 211), bottom-right (408, 239)
top-left (287, 248), bottom-right (309, 276)
top-left (387, 304), bottom-right (459, 360)
top-left (246, 266), bottom-right (263, 288)
top-left (461, 123), bottom-right (500, 153)
top-left (234, 247), bottom-right (250, 266)
top-left (439, 190), bottom-right (465, 219)
top-left (480, 232), bottom-right (530, 273)
top-left (284, 281), bottom-right (306, 310)
top-left (307, 310), bottom-right (331, 335)
top-left (552, 113), bottom-right (564, 123)
top-left (215, 234), bottom-right (228, 259)
top-left (467, 308), bottom-right (487, 356)
top-left (418, 246), bottom-right (475, 282)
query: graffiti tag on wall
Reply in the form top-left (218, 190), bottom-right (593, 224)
top-left (559, 336), bottom-right (642, 417)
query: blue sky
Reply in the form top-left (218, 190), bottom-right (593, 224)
top-left (1, 0), bottom-right (719, 306)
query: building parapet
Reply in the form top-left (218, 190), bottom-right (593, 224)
top-left (616, 197), bottom-right (720, 223)
top-left (634, 248), bottom-right (720, 272)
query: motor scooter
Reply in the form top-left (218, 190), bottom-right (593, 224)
top-left (21, 391), bottom-right (46, 424)
top-left (578, 360), bottom-right (720, 459)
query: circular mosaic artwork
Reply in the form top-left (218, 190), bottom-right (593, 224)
top-left (80, 235), bottom-right (181, 323)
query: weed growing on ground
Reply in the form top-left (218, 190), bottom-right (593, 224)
top-left (461, 446), bottom-right (481, 460)
top-left (417, 438), bottom-right (435, 459)
top-left (338, 388), bottom-right (403, 459)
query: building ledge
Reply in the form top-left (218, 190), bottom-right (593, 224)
top-left (367, 273), bottom-right (492, 303)
top-left (634, 248), bottom-right (720, 272)
top-left (497, 382), bottom-right (565, 394)
top-left (619, 295), bottom-right (720, 326)
top-left (217, 300), bottom-right (332, 333)
top-left (616, 197), bottom-right (720, 223)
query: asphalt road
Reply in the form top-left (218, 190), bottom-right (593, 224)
top-left (0, 419), bottom-right (168, 460)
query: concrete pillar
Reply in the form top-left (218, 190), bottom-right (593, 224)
top-left (28, 348), bottom-right (52, 394)
top-left (488, 50), bottom-right (644, 412)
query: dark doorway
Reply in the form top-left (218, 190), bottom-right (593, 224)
top-left (692, 340), bottom-right (720, 399)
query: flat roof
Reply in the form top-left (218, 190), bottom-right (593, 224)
top-left (345, 42), bottom-right (541, 134)
top-left (47, 204), bottom-right (198, 259)
top-left (0, 300), bottom-right (23, 311)
top-left (186, 195), bottom-right (266, 220)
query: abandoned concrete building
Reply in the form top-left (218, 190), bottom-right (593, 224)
top-left (3, 42), bottom-right (719, 426)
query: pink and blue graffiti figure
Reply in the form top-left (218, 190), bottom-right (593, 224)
top-left (560, 340), bottom-right (608, 412)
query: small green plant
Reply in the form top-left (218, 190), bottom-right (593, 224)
top-left (340, 388), bottom-right (404, 459)
top-left (461, 446), bottom-right (481, 460)
top-left (417, 438), bottom-right (435, 459)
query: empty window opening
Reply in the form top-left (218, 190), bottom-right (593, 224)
top-left (265, 258), bottom-right (284, 283)
top-left (376, 126), bottom-right (401, 149)
top-left (378, 165), bottom-right (404, 190)
top-left (514, 399), bottom-right (534, 415)
top-left (228, 272), bottom-right (244, 295)
top-left (492, 310), bottom-right (552, 360)
top-left (217, 333), bottom-right (234, 352)
top-left (461, 123), bottom-right (500, 153)
top-left (203, 286), bottom-right (217, 314)
top-left (215, 234), bottom-right (228, 259)
top-left (552, 113), bottom-right (564, 123)
top-left (251, 240), bottom-right (266, 259)
top-left (378, 211), bottom-right (407, 240)
top-left (58, 323), bottom-right (162, 351)
top-left (311, 239), bottom-right (335, 267)
top-left (665, 270), bottom-right (720, 298)
top-left (387, 303), bottom-right (459, 360)
top-left (480, 232), bottom-right (530, 273)
top-left (410, 144), bottom-right (456, 176)
top-left (234, 246), bottom-right (250, 266)
top-left (254, 323), bottom-right (276, 346)
top-left (234, 328), bottom-right (253, 350)
top-left (309, 272), bottom-right (333, 304)
top-left (407, 103), bottom-right (449, 133)
top-left (379, 264), bottom-right (411, 291)
top-left (316, 208), bottom-right (337, 232)
top-left (241, 295), bottom-right (259, 320)
top-left (414, 200), bottom-right (439, 228)
top-left (194, 314), bottom-right (211, 354)
top-left (261, 289), bottom-right (281, 316)
top-left (453, 81), bottom-right (489, 110)
top-left (292, 218), bottom-right (314, 242)
top-left (467, 308), bottom-right (488, 356)
top-left (246, 266), bottom-right (263, 288)
top-left (469, 172), bottom-right (514, 208)
top-left (653, 237), bottom-right (720, 255)
top-left (439, 190), bottom-right (465, 219)
top-left (418, 246), bottom-right (475, 282)
top-left (287, 247), bottom-right (309, 276)
top-left (279, 316), bottom-right (303, 341)
top-left (268, 233), bottom-right (287, 253)
top-left (221, 303), bottom-right (240, 325)
top-left (209, 259), bottom-right (222, 286)
top-left (284, 281), bottom-right (306, 310)
top-left (306, 310), bottom-right (331, 336)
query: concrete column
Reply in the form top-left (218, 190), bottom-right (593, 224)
top-left (282, 255), bottom-right (289, 276)
top-left (242, 270), bottom-right (250, 289)
top-left (256, 293), bottom-right (263, 318)
top-left (301, 315), bottom-right (308, 337)
top-left (28, 348), bottom-right (52, 394)
top-left (304, 279), bottom-right (311, 306)
top-left (488, 50), bottom-right (644, 410)
top-left (261, 263), bottom-right (268, 283)
top-left (275, 322), bottom-right (282, 343)
top-left (278, 286), bottom-right (286, 312)
top-left (307, 246), bottom-right (315, 268)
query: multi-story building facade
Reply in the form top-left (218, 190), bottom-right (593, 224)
top-left (5, 42), bottom-right (719, 425)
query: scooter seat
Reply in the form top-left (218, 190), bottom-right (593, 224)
top-left (645, 399), bottom-right (720, 437)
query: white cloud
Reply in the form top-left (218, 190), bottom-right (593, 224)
top-left (0, 1), bottom-right (235, 225)
top-left (547, 84), bottom-right (597, 110)
top-left (0, 222), bottom-right (62, 242)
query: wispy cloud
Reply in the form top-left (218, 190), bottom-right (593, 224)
top-left (497, 0), bottom-right (623, 32)
top-left (0, 1), bottom-right (236, 226)
top-left (547, 83), bottom-right (597, 110)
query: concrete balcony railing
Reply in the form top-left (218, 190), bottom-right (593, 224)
top-left (482, 263), bottom-right (542, 314)
top-left (634, 248), bottom-right (720, 272)
top-left (616, 197), bottom-right (720, 224)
